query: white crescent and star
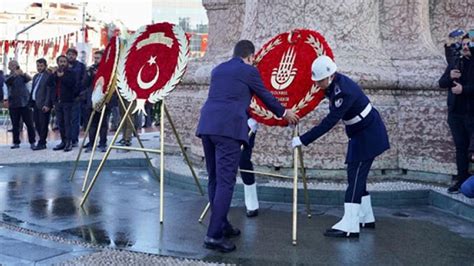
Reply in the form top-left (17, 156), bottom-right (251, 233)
top-left (137, 55), bottom-right (160, 90)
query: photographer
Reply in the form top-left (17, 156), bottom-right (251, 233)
top-left (439, 33), bottom-right (474, 193)
top-left (4, 60), bottom-right (36, 149)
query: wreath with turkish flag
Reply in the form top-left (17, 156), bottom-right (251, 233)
top-left (250, 29), bottom-right (334, 126)
top-left (91, 36), bottom-right (120, 111)
top-left (117, 22), bottom-right (189, 114)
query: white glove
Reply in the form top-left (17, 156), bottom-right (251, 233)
top-left (247, 118), bottom-right (259, 133)
top-left (291, 137), bottom-right (302, 148)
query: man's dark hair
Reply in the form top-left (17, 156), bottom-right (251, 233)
top-left (233, 40), bottom-right (255, 58)
top-left (56, 55), bottom-right (67, 63)
top-left (36, 58), bottom-right (47, 65)
top-left (66, 48), bottom-right (78, 55)
top-left (94, 50), bottom-right (104, 56)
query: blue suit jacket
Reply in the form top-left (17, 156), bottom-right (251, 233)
top-left (300, 73), bottom-right (390, 163)
top-left (196, 57), bottom-right (285, 144)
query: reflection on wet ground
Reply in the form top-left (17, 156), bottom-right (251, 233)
top-left (0, 165), bottom-right (473, 265)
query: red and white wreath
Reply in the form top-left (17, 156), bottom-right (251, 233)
top-left (91, 36), bottom-right (120, 111)
top-left (117, 22), bottom-right (189, 114)
top-left (250, 29), bottom-right (334, 127)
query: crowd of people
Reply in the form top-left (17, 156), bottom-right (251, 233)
top-left (0, 48), bottom-right (162, 153)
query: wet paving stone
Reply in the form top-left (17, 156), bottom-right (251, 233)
top-left (0, 166), bottom-right (472, 265)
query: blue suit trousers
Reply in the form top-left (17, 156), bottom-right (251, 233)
top-left (202, 135), bottom-right (242, 239)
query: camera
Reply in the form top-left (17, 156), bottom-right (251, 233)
top-left (445, 29), bottom-right (466, 68)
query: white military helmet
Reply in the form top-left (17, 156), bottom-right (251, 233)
top-left (311, 55), bottom-right (337, 81)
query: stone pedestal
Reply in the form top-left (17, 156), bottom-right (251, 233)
top-left (163, 0), bottom-right (472, 182)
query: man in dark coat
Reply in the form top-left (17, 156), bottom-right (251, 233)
top-left (30, 58), bottom-right (53, 150)
top-left (196, 40), bottom-right (299, 252)
top-left (439, 34), bottom-right (474, 193)
top-left (4, 60), bottom-right (36, 149)
top-left (66, 48), bottom-right (86, 146)
top-left (49, 55), bottom-right (80, 152)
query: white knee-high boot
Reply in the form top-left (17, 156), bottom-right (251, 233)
top-left (359, 195), bottom-right (375, 228)
top-left (328, 203), bottom-right (360, 237)
top-left (244, 183), bottom-right (259, 211)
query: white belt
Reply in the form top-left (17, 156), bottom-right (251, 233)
top-left (343, 103), bottom-right (372, 126)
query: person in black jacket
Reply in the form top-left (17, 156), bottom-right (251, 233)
top-left (66, 48), bottom-right (86, 147)
top-left (49, 55), bottom-right (79, 152)
top-left (83, 50), bottom-right (110, 153)
top-left (30, 58), bottom-right (53, 150)
top-left (439, 33), bottom-right (474, 193)
top-left (4, 60), bottom-right (36, 149)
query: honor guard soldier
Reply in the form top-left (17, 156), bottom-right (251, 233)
top-left (240, 117), bottom-right (260, 217)
top-left (292, 56), bottom-right (390, 238)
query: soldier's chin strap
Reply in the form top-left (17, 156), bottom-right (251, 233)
top-left (328, 75), bottom-right (334, 86)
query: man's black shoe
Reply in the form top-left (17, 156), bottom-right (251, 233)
top-left (99, 146), bottom-right (107, 153)
top-left (30, 143), bottom-right (36, 150)
top-left (360, 222), bottom-right (375, 229)
top-left (203, 236), bottom-right (236, 253)
top-left (324, 228), bottom-right (359, 238)
top-left (53, 143), bottom-right (66, 151)
top-left (246, 209), bottom-right (259, 218)
top-left (83, 142), bottom-right (90, 148)
top-left (71, 141), bottom-right (78, 148)
top-left (223, 226), bottom-right (241, 238)
top-left (84, 146), bottom-right (92, 153)
top-left (64, 142), bottom-right (73, 152)
top-left (447, 179), bottom-right (465, 194)
top-left (33, 144), bottom-right (47, 151)
top-left (10, 144), bottom-right (20, 149)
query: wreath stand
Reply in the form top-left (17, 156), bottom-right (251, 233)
top-left (78, 88), bottom-right (204, 224)
top-left (198, 125), bottom-right (311, 245)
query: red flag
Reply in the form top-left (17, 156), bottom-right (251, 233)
top-left (4, 40), bottom-right (9, 54)
top-left (62, 35), bottom-right (69, 54)
top-left (201, 34), bottom-right (208, 53)
top-left (43, 39), bottom-right (50, 56)
top-left (84, 27), bottom-right (89, 43)
top-left (25, 41), bottom-right (32, 54)
top-left (100, 27), bottom-right (108, 47)
top-left (34, 41), bottom-right (40, 56)
top-left (52, 38), bottom-right (59, 59)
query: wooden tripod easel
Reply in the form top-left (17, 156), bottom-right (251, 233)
top-left (78, 90), bottom-right (204, 224)
top-left (197, 125), bottom-right (311, 245)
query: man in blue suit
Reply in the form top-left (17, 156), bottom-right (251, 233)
top-left (292, 56), bottom-right (390, 238)
top-left (196, 40), bottom-right (299, 252)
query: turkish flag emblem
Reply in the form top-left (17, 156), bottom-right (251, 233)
top-left (117, 22), bottom-right (189, 114)
top-left (250, 29), bottom-right (334, 127)
top-left (91, 36), bottom-right (120, 111)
